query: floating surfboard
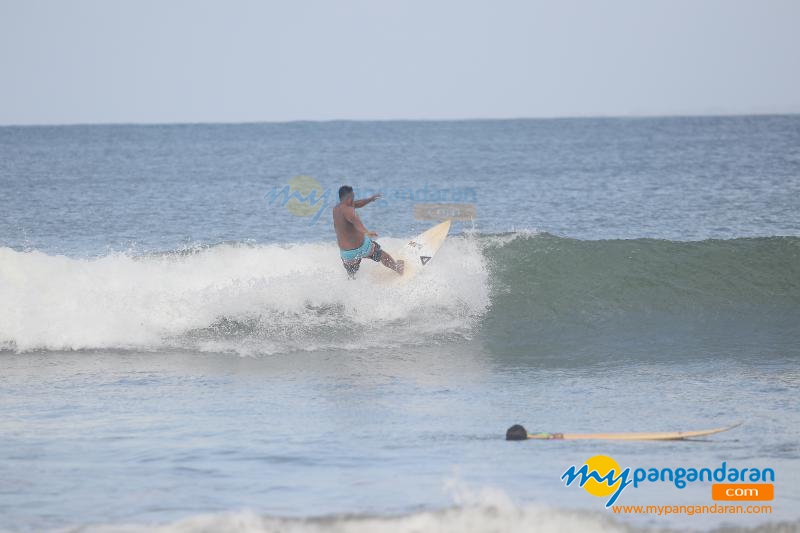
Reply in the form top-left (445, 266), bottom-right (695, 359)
top-left (506, 422), bottom-right (742, 441)
top-left (373, 220), bottom-right (451, 284)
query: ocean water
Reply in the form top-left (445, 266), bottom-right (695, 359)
top-left (0, 116), bottom-right (799, 532)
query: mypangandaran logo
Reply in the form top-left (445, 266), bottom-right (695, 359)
top-left (264, 178), bottom-right (479, 227)
top-left (264, 175), bottom-right (337, 226)
top-left (561, 456), bottom-right (775, 507)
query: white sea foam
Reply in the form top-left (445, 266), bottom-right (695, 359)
top-left (51, 506), bottom-right (800, 533)
top-left (0, 236), bottom-right (489, 354)
top-left (54, 507), bottom-right (634, 533)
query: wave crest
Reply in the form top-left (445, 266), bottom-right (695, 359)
top-left (3, 233), bottom-right (798, 355)
top-left (0, 237), bottom-right (489, 354)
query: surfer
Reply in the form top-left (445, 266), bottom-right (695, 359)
top-left (333, 185), bottom-right (404, 278)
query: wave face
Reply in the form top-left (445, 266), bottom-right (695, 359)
top-left (480, 233), bottom-right (800, 360)
top-left (486, 234), bottom-right (800, 311)
top-left (1, 234), bottom-right (798, 356)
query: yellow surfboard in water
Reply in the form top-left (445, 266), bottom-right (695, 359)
top-left (507, 423), bottom-right (742, 441)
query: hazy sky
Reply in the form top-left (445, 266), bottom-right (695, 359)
top-left (1, 0), bottom-right (798, 125)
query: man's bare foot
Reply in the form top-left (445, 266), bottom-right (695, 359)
top-left (396, 260), bottom-right (405, 275)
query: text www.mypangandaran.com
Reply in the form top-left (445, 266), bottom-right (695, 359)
top-left (612, 504), bottom-right (772, 516)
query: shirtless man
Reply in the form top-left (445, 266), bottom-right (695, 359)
top-left (332, 185), bottom-right (404, 278)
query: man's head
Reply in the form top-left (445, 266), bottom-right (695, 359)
top-left (339, 185), bottom-right (354, 205)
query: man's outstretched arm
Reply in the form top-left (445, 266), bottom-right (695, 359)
top-left (354, 193), bottom-right (381, 209)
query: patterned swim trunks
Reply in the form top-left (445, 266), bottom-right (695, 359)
top-left (339, 235), bottom-right (383, 278)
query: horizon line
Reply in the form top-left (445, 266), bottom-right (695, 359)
top-left (1, 110), bottom-right (798, 128)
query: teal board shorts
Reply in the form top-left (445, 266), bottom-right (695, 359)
top-left (340, 236), bottom-right (382, 277)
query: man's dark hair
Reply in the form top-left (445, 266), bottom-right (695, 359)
top-left (339, 185), bottom-right (354, 201)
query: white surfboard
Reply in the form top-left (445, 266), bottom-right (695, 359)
top-left (374, 220), bottom-right (451, 284)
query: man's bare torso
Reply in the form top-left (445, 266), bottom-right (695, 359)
top-left (332, 204), bottom-right (364, 250)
